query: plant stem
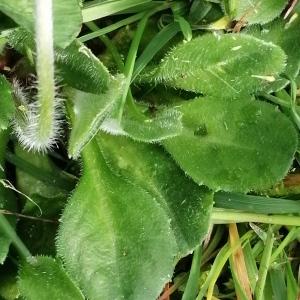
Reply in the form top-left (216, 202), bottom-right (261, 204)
top-left (34, 0), bottom-right (57, 148)
top-left (182, 245), bottom-right (202, 300)
top-left (270, 227), bottom-right (300, 263)
top-left (0, 214), bottom-right (32, 261)
top-left (212, 208), bottom-right (300, 226)
top-left (254, 226), bottom-right (274, 300)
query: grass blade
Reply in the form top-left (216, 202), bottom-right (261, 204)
top-left (254, 226), bottom-right (274, 300)
top-left (182, 245), bottom-right (202, 300)
top-left (82, 0), bottom-right (151, 22)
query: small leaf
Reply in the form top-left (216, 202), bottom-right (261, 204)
top-left (56, 40), bottom-right (111, 94)
top-left (234, 0), bottom-right (288, 25)
top-left (98, 133), bottom-right (213, 257)
top-left (67, 75), bottom-right (125, 158)
top-left (18, 256), bottom-right (84, 300)
top-left (7, 28), bottom-right (110, 94)
top-left (0, 75), bottom-right (15, 130)
top-left (57, 139), bottom-right (177, 300)
top-left (101, 102), bottom-right (183, 143)
top-left (0, 0), bottom-right (82, 48)
top-left (163, 97), bottom-right (297, 192)
top-left (139, 34), bottom-right (286, 98)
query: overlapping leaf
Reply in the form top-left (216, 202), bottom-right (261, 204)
top-left (100, 102), bottom-right (182, 143)
top-left (139, 34), bottom-right (286, 98)
top-left (234, 0), bottom-right (288, 25)
top-left (0, 0), bottom-right (82, 48)
top-left (246, 17), bottom-right (300, 91)
top-left (67, 76), bottom-right (125, 158)
top-left (98, 133), bottom-right (213, 257)
top-left (163, 96), bottom-right (297, 192)
top-left (18, 256), bottom-right (84, 300)
top-left (58, 139), bottom-right (177, 300)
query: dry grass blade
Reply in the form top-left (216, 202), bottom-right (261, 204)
top-left (229, 223), bottom-right (252, 300)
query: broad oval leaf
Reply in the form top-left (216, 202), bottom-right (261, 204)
top-left (18, 256), bottom-right (84, 300)
top-left (57, 139), bottom-right (177, 300)
top-left (163, 97), bottom-right (297, 192)
top-left (0, 75), bottom-right (15, 130)
top-left (98, 133), bottom-right (213, 257)
top-left (139, 34), bottom-right (286, 98)
top-left (67, 75), bottom-right (125, 158)
top-left (0, 0), bottom-right (82, 48)
top-left (235, 0), bottom-right (288, 25)
top-left (7, 29), bottom-right (111, 94)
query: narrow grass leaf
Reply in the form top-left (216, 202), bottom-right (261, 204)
top-left (228, 223), bottom-right (252, 299)
top-left (82, 0), bottom-right (151, 22)
top-left (214, 192), bottom-right (300, 214)
top-left (182, 246), bottom-right (202, 300)
top-left (254, 226), bottom-right (274, 300)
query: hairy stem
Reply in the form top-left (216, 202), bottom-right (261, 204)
top-left (34, 0), bottom-right (57, 148)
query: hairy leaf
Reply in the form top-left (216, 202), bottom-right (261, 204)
top-left (100, 102), bottom-right (183, 143)
top-left (0, 75), bottom-right (15, 130)
top-left (57, 139), bottom-right (177, 300)
top-left (0, 0), bottom-right (82, 48)
top-left (139, 34), bottom-right (286, 97)
top-left (7, 29), bottom-right (111, 94)
top-left (246, 17), bottom-right (300, 82)
top-left (18, 256), bottom-right (84, 300)
top-left (163, 97), bottom-right (297, 192)
top-left (56, 40), bottom-right (111, 94)
top-left (67, 76), bottom-right (125, 158)
top-left (235, 0), bottom-right (288, 25)
top-left (98, 133), bottom-right (213, 257)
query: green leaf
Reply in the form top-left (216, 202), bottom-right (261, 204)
top-left (139, 34), bottom-right (286, 98)
top-left (98, 133), bottom-right (213, 257)
top-left (56, 40), bottom-right (111, 94)
top-left (82, 0), bottom-right (151, 23)
top-left (163, 97), bottom-right (297, 192)
top-left (14, 145), bottom-right (72, 199)
top-left (246, 17), bottom-right (300, 82)
top-left (100, 102), bottom-right (183, 143)
top-left (18, 256), bottom-right (84, 300)
top-left (0, 0), bottom-right (82, 48)
top-left (7, 29), bottom-right (111, 94)
top-left (57, 139), bottom-right (177, 300)
top-left (0, 75), bottom-right (15, 130)
top-left (67, 76), bottom-right (125, 158)
top-left (234, 0), bottom-right (288, 25)
top-left (0, 130), bottom-right (17, 264)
